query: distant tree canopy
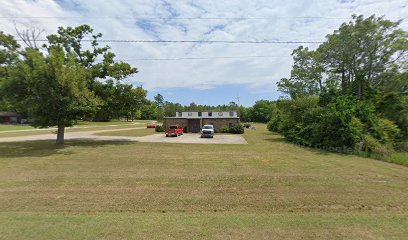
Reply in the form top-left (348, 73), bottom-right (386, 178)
top-left (272, 15), bottom-right (408, 158)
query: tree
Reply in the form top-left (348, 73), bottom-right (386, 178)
top-left (251, 100), bottom-right (275, 123)
top-left (0, 25), bottom-right (142, 145)
top-left (115, 83), bottom-right (147, 121)
top-left (45, 25), bottom-right (139, 121)
top-left (14, 24), bottom-right (44, 49)
top-left (272, 15), bottom-right (408, 157)
top-left (0, 32), bottom-right (21, 111)
top-left (320, 15), bottom-right (408, 99)
top-left (45, 25), bottom-right (137, 81)
top-left (2, 47), bottom-right (99, 145)
top-left (277, 47), bottom-right (323, 99)
top-left (278, 15), bottom-right (408, 100)
top-left (140, 100), bottom-right (157, 120)
top-left (154, 94), bottom-right (165, 120)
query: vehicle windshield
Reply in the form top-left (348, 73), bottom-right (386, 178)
top-left (203, 125), bottom-right (213, 129)
top-left (169, 126), bottom-right (178, 129)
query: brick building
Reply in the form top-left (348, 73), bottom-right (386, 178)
top-left (163, 111), bottom-right (240, 133)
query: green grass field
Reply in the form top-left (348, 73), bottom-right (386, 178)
top-left (0, 120), bottom-right (149, 132)
top-left (0, 124), bottom-right (407, 239)
top-left (0, 121), bottom-right (145, 138)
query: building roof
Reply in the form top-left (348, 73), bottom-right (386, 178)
top-left (164, 116), bottom-right (240, 119)
top-left (178, 110), bottom-right (237, 113)
top-left (0, 112), bottom-right (20, 117)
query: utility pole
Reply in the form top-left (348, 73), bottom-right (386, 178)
top-left (235, 96), bottom-right (241, 118)
top-left (235, 96), bottom-right (241, 106)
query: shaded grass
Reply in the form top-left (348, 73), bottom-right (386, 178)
top-left (0, 124), bottom-right (141, 138)
top-left (0, 124), bottom-right (36, 131)
top-left (95, 127), bottom-right (155, 137)
top-left (0, 123), bottom-right (407, 239)
top-left (0, 120), bottom-right (139, 132)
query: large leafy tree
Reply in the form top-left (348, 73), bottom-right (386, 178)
top-left (0, 32), bottom-right (21, 111)
top-left (320, 15), bottom-right (408, 98)
top-left (2, 46), bottom-right (99, 145)
top-left (45, 25), bottom-right (137, 81)
top-left (45, 25), bottom-right (141, 121)
top-left (0, 25), bottom-right (144, 145)
top-left (278, 15), bottom-right (408, 99)
top-left (250, 100), bottom-right (275, 123)
top-left (277, 46), bottom-right (323, 99)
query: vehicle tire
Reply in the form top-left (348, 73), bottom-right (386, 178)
top-left (166, 134), bottom-right (168, 137)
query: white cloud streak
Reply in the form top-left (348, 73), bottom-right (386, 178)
top-left (1, 0), bottom-right (407, 100)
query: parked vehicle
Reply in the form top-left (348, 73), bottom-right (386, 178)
top-left (201, 125), bottom-right (214, 138)
top-left (146, 123), bottom-right (158, 128)
top-left (165, 125), bottom-right (184, 137)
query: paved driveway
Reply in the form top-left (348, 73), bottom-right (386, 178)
top-left (0, 128), bottom-right (247, 145)
top-left (136, 133), bottom-right (247, 144)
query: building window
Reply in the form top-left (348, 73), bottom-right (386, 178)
top-left (229, 111), bottom-right (234, 117)
top-left (188, 112), bottom-right (193, 116)
top-left (208, 112), bottom-right (212, 117)
top-left (178, 112), bottom-right (182, 117)
top-left (218, 112), bottom-right (223, 116)
top-left (198, 112), bottom-right (202, 117)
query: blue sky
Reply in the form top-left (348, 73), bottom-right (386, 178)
top-left (1, 0), bottom-right (408, 106)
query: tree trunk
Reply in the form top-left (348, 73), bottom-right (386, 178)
top-left (56, 124), bottom-right (65, 145)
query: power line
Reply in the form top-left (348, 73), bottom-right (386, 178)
top-left (1, 16), bottom-right (352, 20)
top-left (114, 55), bottom-right (292, 61)
top-left (15, 39), bottom-right (323, 44)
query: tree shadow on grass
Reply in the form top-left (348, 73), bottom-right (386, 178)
top-left (0, 140), bottom-right (136, 158)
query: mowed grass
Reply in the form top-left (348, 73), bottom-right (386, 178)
top-left (0, 120), bottom-right (146, 132)
top-left (95, 127), bottom-right (156, 137)
top-left (0, 124), bottom-right (407, 239)
top-left (0, 121), bottom-right (144, 138)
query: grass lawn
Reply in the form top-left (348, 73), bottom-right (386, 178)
top-left (386, 152), bottom-right (408, 166)
top-left (0, 124), bottom-right (407, 239)
top-left (95, 127), bottom-right (156, 137)
top-left (0, 120), bottom-right (146, 132)
top-left (0, 122), bottom-right (143, 138)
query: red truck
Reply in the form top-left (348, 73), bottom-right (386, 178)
top-left (165, 125), bottom-right (184, 137)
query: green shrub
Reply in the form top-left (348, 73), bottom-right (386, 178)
top-left (361, 135), bottom-right (394, 159)
top-left (243, 123), bottom-right (251, 128)
top-left (371, 118), bottom-right (400, 145)
top-left (395, 141), bottom-right (408, 152)
top-left (229, 124), bottom-right (244, 134)
top-left (155, 125), bottom-right (164, 132)
top-left (219, 126), bottom-right (229, 133)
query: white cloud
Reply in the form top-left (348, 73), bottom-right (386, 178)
top-left (1, 0), bottom-right (407, 100)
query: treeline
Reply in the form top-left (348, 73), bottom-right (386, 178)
top-left (139, 93), bottom-right (276, 123)
top-left (268, 15), bottom-right (408, 158)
